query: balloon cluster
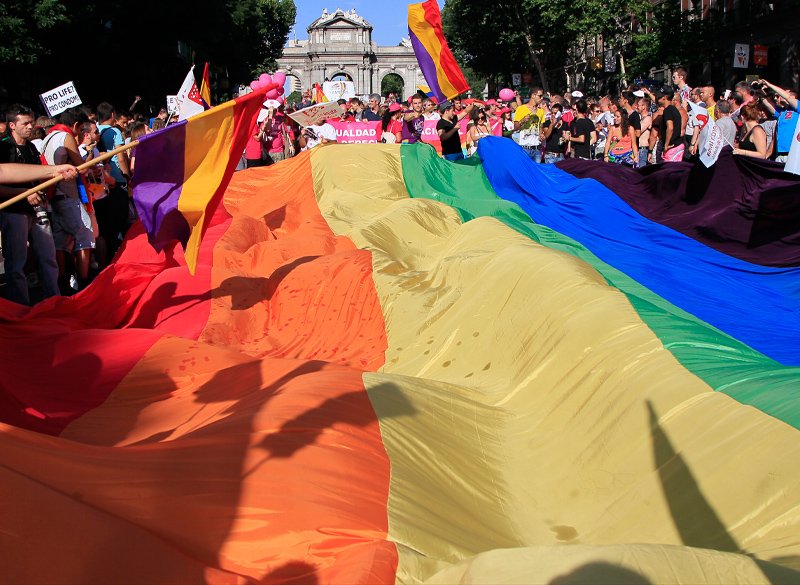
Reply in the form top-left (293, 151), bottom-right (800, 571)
top-left (250, 71), bottom-right (287, 104)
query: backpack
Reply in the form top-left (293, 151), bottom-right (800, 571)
top-left (96, 127), bottom-right (115, 153)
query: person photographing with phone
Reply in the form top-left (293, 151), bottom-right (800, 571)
top-left (752, 78), bottom-right (799, 163)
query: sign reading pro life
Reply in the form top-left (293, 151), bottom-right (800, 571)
top-left (40, 81), bottom-right (83, 117)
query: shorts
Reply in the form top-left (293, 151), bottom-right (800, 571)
top-left (663, 143), bottom-right (685, 163)
top-left (265, 151), bottom-right (285, 165)
top-left (51, 197), bottom-right (96, 252)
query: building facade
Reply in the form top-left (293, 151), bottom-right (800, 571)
top-left (277, 8), bottom-right (422, 98)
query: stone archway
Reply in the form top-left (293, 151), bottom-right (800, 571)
top-left (285, 73), bottom-right (302, 94)
top-left (381, 72), bottom-right (406, 100)
top-left (331, 71), bottom-right (354, 82)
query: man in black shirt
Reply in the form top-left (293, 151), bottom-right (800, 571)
top-left (566, 100), bottom-right (596, 160)
top-left (0, 105), bottom-right (59, 304)
top-left (436, 100), bottom-right (474, 161)
top-left (656, 90), bottom-right (685, 162)
top-left (541, 103), bottom-right (567, 163)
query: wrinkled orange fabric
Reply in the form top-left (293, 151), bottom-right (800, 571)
top-left (0, 152), bottom-right (395, 583)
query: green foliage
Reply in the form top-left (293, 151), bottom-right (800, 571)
top-left (285, 90), bottom-right (302, 106)
top-left (187, 0), bottom-right (296, 81)
top-left (626, 3), bottom-right (723, 78)
top-left (443, 0), bottom-right (722, 89)
top-left (0, 0), bottom-right (295, 108)
top-left (381, 74), bottom-right (405, 98)
top-left (0, 0), bottom-right (68, 64)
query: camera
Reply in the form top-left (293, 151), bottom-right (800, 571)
top-left (33, 205), bottom-right (49, 227)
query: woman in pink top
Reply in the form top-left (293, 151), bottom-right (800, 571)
top-left (263, 108), bottom-right (294, 164)
top-left (245, 118), bottom-right (269, 168)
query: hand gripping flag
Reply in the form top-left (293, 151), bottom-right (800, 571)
top-left (131, 83), bottom-right (271, 274)
top-left (408, 0), bottom-right (470, 102)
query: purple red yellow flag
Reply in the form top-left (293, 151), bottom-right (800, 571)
top-left (131, 83), bottom-right (271, 274)
top-left (200, 61), bottom-right (212, 108)
top-left (408, 0), bottom-right (470, 101)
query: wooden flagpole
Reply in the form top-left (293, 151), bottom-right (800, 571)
top-left (0, 140), bottom-right (140, 212)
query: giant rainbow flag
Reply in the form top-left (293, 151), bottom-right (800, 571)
top-left (1, 139), bottom-right (800, 583)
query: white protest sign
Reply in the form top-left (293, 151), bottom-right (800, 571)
top-left (699, 121), bottom-right (726, 168)
top-left (323, 81), bottom-right (356, 101)
top-left (39, 81), bottom-right (82, 117)
top-left (288, 102), bottom-right (343, 127)
top-left (167, 95), bottom-right (178, 113)
top-left (734, 43), bottom-right (750, 69)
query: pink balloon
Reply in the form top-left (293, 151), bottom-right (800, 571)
top-left (277, 95), bottom-right (285, 104)
top-left (499, 88), bottom-right (515, 102)
top-left (259, 73), bottom-right (273, 85)
top-left (266, 88), bottom-right (279, 99)
top-left (277, 85), bottom-right (285, 95)
top-left (250, 80), bottom-right (261, 91)
top-left (272, 71), bottom-right (286, 86)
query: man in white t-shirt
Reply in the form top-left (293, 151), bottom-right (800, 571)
top-left (298, 123), bottom-right (337, 151)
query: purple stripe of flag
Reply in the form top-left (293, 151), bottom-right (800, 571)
top-left (131, 121), bottom-right (191, 250)
top-left (409, 29), bottom-right (444, 101)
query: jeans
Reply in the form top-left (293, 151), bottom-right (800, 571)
top-left (522, 146), bottom-right (542, 163)
top-left (443, 153), bottom-right (464, 162)
top-left (0, 211), bottom-right (59, 305)
top-left (637, 147), bottom-right (649, 168)
top-left (544, 152), bottom-right (564, 164)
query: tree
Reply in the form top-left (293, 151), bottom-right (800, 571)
top-left (381, 74), bottom-right (405, 99)
top-left (0, 0), bottom-right (295, 110)
top-left (443, 0), bottom-right (572, 93)
top-left (626, 3), bottom-right (724, 79)
top-left (0, 0), bottom-right (68, 64)
top-left (194, 0), bottom-right (296, 80)
top-left (561, 0), bottom-right (651, 88)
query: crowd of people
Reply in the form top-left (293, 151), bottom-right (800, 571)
top-left (0, 101), bottom-right (142, 304)
top-left (255, 69), bottom-right (798, 170)
top-left (1, 69), bottom-right (797, 305)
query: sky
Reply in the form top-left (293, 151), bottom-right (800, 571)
top-left (289, 1), bottom-right (446, 47)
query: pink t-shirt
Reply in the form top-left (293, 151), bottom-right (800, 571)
top-left (265, 114), bottom-right (286, 154)
top-left (245, 120), bottom-right (262, 160)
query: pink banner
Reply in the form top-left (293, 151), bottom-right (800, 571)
top-left (328, 120), bottom-right (381, 144)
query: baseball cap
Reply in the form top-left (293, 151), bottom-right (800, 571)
top-left (654, 88), bottom-right (672, 100)
top-left (438, 100), bottom-right (453, 113)
top-left (632, 90), bottom-right (645, 97)
top-left (571, 90), bottom-right (584, 98)
top-left (485, 99), bottom-right (497, 105)
top-left (388, 102), bottom-right (403, 113)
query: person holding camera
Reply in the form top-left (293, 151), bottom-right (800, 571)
top-left (0, 104), bottom-right (60, 305)
top-left (298, 122), bottom-right (337, 151)
top-left (752, 78), bottom-right (799, 164)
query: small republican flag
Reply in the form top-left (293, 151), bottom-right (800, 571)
top-left (176, 66), bottom-right (206, 121)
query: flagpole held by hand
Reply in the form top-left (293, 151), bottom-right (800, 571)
top-left (0, 141), bottom-right (140, 212)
